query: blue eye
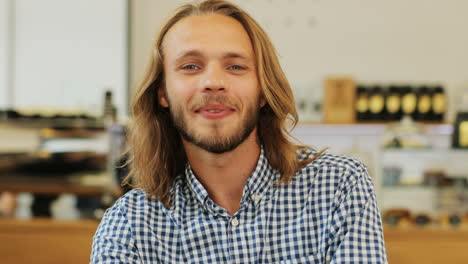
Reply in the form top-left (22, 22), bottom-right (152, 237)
top-left (182, 64), bottom-right (200, 70)
top-left (229, 65), bottom-right (245, 70)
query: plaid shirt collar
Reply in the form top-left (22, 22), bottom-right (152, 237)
top-left (184, 146), bottom-right (277, 216)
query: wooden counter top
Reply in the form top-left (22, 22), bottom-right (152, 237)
top-left (0, 218), bottom-right (100, 264)
top-left (1, 219), bottom-right (468, 264)
top-left (384, 225), bottom-right (468, 264)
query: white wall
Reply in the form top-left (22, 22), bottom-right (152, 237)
top-left (131, 0), bottom-right (468, 121)
top-left (130, 0), bottom-right (184, 91)
top-left (7, 0), bottom-right (128, 117)
top-left (0, 0), bottom-right (10, 108)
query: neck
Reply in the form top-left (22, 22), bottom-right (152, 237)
top-left (183, 129), bottom-right (261, 215)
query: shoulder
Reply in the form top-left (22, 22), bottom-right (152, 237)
top-left (296, 147), bottom-right (372, 192)
top-left (104, 188), bottom-right (169, 219)
top-left (112, 189), bottom-right (151, 209)
top-left (109, 175), bottom-right (188, 219)
top-left (298, 147), bottom-right (366, 172)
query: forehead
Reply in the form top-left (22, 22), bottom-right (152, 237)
top-left (162, 14), bottom-right (254, 60)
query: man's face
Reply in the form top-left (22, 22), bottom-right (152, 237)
top-left (160, 14), bottom-right (264, 154)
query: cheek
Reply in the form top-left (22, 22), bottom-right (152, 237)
top-left (235, 78), bottom-right (262, 102)
top-left (165, 76), bottom-right (198, 103)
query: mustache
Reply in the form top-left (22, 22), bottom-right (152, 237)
top-left (189, 94), bottom-right (240, 111)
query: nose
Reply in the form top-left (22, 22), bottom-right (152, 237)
top-left (200, 65), bottom-right (226, 93)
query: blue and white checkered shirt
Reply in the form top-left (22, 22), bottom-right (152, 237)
top-left (91, 148), bottom-right (387, 263)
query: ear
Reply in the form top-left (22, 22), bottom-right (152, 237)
top-left (158, 87), bottom-right (169, 108)
top-left (259, 95), bottom-right (266, 108)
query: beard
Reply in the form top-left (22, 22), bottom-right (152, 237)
top-left (166, 94), bottom-right (260, 154)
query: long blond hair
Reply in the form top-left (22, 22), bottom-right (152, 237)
top-left (123, 0), bottom-right (322, 207)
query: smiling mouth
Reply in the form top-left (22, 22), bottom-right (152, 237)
top-left (195, 104), bottom-right (235, 120)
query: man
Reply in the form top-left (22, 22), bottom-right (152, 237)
top-left (91, 0), bottom-right (387, 263)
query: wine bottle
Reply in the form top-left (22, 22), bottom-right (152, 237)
top-left (368, 85), bottom-right (385, 121)
top-left (452, 112), bottom-right (468, 148)
top-left (416, 86), bottom-right (432, 121)
top-left (385, 85), bottom-right (402, 121)
top-left (355, 85), bottom-right (369, 121)
top-left (432, 85), bottom-right (446, 122)
top-left (401, 86), bottom-right (417, 119)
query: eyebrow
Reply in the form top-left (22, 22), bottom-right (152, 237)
top-left (175, 50), bottom-right (205, 61)
top-left (222, 52), bottom-right (249, 60)
top-left (174, 50), bottom-right (250, 62)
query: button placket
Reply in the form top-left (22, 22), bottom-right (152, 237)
top-left (253, 194), bottom-right (261, 202)
top-left (231, 217), bottom-right (239, 227)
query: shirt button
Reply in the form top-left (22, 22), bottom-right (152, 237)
top-left (253, 194), bottom-right (261, 202)
top-left (231, 217), bottom-right (239, 227)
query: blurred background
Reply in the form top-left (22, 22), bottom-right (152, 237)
top-left (1, 0), bottom-right (468, 263)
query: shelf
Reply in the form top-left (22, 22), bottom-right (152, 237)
top-left (382, 185), bottom-right (467, 192)
top-left (293, 123), bottom-right (387, 136)
top-left (384, 224), bottom-right (468, 234)
top-left (0, 118), bottom-right (105, 129)
top-left (382, 185), bottom-right (440, 190)
top-left (298, 121), bottom-right (449, 125)
top-left (0, 173), bottom-right (111, 196)
top-left (0, 183), bottom-right (108, 196)
top-left (380, 148), bottom-right (468, 178)
top-left (293, 122), bottom-right (453, 136)
top-left (381, 148), bottom-right (468, 153)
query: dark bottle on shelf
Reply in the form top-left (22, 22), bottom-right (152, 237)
top-left (355, 85), bottom-right (369, 121)
top-left (103, 90), bottom-right (113, 118)
top-left (368, 85), bottom-right (386, 121)
top-left (449, 214), bottom-right (462, 227)
top-left (452, 112), bottom-right (468, 148)
top-left (401, 86), bottom-right (417, 120)
top-left (416, 86), bottom-right (432, 121)
top-left (385, 85), bottom-right (402, 121)
top-left (432, 85), bottom-right (446, 122)
top-left (414, 214), bottom-right (431, 227)
top-left (103, 89), bottom-right (117, 124)
top-left (5, 109), bottom-right (21, 119)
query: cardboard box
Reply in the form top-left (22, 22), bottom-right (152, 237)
top-left (323, 77), bottom-right (356, 124)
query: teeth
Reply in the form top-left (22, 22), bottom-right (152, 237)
top-left (207, 110), bottom-right (222, 113)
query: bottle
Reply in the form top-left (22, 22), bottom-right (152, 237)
top-left (368, 85), bottom-right (385, 121)
top-left (385, 85), bottom-right (402, 121)
top-left (15, 193), bottom-right (34, 219)
top-left (452, 84), bottom-right (468, 148)
top-left (416, 86), bottom-right (432, 121)
top-left (103, 90), bottom-right (113, 117)
top-left (401, 86), bottom-right (417, 120)
top-left (452, 112), bottom-right (468, 148)
top-left (432, 85), bottom-right (446, 122)
top-left (414, 213), bottom-right (432, 227)
top-left (0, 109), bottom-right (5, 121)
top-left (355, 85), bottom-right (369, 122)
top-left (103, 90), bottom-right (116, 124)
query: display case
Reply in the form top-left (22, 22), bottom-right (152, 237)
top-left (292, 122), bottom-right (468, 263)
top-left (380, 148), bottom-right (468, 226)
top-left (0, 119), bottom-right (117, 219)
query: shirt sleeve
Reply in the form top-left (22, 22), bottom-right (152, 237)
top-left (327, 165), bottom-right (388, 264)
top-left (90, 199), bottom-right (141, 264)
